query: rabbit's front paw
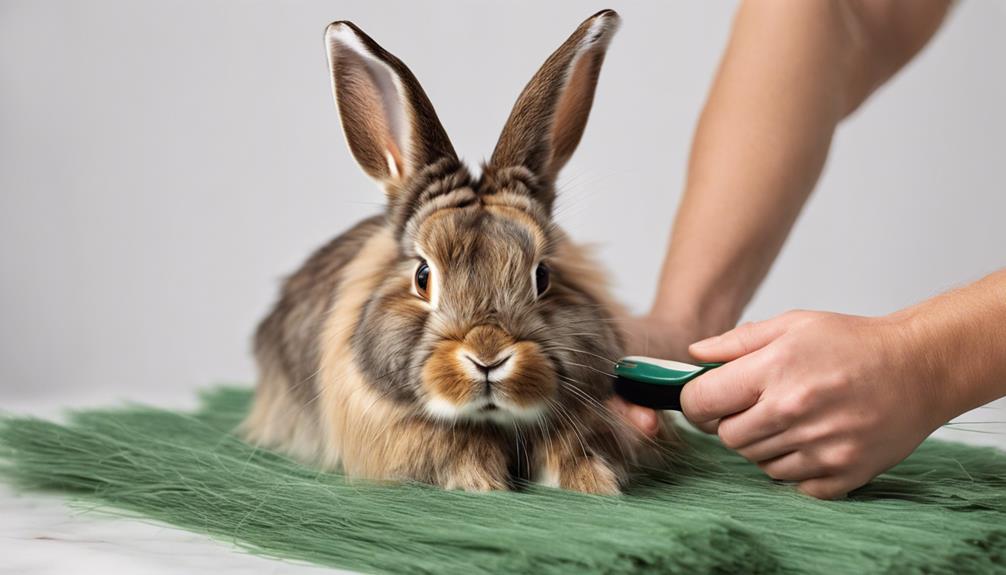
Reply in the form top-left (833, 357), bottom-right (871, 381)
top-left (543, 455), bottom-right (624, 495)
top-left (440, 451), bottom-right (510, 492)
top-left (563, 454), bottom-right (623, 494)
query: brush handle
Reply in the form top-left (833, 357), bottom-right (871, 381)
top-left (613, 360), bottom-right (723, 411)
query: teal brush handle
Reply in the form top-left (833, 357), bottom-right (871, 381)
top-left (613, 356), bottom-right (724, 411)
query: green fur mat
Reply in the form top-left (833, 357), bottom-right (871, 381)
top-left (2, 387), bottom-right (1005, 574)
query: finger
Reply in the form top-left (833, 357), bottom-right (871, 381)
top-left (736, 431), bottom-right (800, 463)
top-left (627, 405), bottom-right (659, 437)
top-left (607, 398), bottom-right (659, 437)
top-left (797, 475), bottom-right (857, 500)
top-left (680, 351), bottom-right (768, 423)
top-left (715, 399), bottom-right (793, 451)
top-left (692, 418), bottom-right (719, 434)
top-left (757, 452), bottom-right (824, 482)
top-left (688, 315), bottom-right (793, 362)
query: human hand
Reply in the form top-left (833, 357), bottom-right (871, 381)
top-left (680, 310), bottom-right (949, 499)
top-left (609, 315), bottom-right (706, 437)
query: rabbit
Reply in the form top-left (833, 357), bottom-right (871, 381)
top-left (242, 9), bottom-right (674, 494)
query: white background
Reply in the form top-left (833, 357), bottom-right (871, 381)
top-left (1, 1), bottom-right (1004, 571)
top-left (3, 1), bottom-right (1005, 406)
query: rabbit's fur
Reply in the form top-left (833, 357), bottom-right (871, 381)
top-left (243, 10), bottom-right (674, 494)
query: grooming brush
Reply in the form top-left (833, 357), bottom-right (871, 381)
top-left (613, 356), bottom-right (723, 411)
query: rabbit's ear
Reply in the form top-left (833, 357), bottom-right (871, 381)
top-left (325, 21), bottom-right (457, 188)
top-left (487, 10), bottom-right (619, 211)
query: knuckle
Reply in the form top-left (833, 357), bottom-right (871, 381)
top-left (695, 419), bottom-right (720, 435)
top-left (775, 390), bottom-right (810, 421)
top-left (798, 423), bottom-right (831, 446)
top-left (730, 325), bottom-right (758, 354)
top-left (736, 446), bottom-right (758, 463)
top-left (823, 444), bottom-right (861, 472)
top-left (761, 463), bottom-right (785, 480)
top-left (801, 481), bottom-right (846, 500)
top-left (760, 344), bottom-right (781, 364)
top-left (770, 343), bottom-right (793, 364)
top-left (788, 309), bottom-right (830, 331)
top-left (824, 365), bottom-right (852, 388)
top-left (784, 309), bottom-right (811, 322)
top-left (682, 386), bottom-right (712, 421)
top-left (717, 424), bottom-right (745, 450)
top-left (736, 321), bottom-right (757, 332)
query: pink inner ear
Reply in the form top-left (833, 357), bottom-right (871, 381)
top-left (334, 43), bottom-right (407, 182)
top-left (383, 135), bottom-right (405, 179)
top-left (549, 47), bottom-right (602, 175)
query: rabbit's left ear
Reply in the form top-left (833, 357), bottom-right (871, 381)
top-left (487, 10), bottom-right (620, 212)
top-left (326, 21), bottom-right (457, 189)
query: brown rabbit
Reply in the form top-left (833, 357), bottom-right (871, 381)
top-left (243, 9), bottom-right (673, 494)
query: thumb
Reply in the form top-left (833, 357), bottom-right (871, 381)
top-left (689, 314), bottom-right (793, 362)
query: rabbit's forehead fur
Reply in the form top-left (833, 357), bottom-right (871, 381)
top-left (416, 206), bottom-right (543, 279)
top-left (395, 162), bottom-right (554, 284)
top-left (411, 187), bottom-right (547, 265)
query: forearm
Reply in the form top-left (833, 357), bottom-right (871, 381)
top-left (652, 0), bottom-right (953, 337)
top-left (652, 1), bottom-right (854, 335)
top-left (894, 269), bottom-right (1006, 421)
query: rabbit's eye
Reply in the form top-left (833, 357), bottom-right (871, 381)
top-left (535, 263), bottom-right (550, 297)
top-left (415, 260), bottom-right (431, 299)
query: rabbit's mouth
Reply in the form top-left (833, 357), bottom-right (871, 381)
top-left (425, 389), bottom-right (545, 425)
top-left (420, 326), bottom-right (557, 425)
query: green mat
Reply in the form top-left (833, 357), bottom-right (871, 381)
top-left (2, 388), bottom-right (1005, 574)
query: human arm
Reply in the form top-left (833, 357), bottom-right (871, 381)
top-left (615, 0), bottom-right (953, 434)
top-left (640, 0), bottom-right (954, 351)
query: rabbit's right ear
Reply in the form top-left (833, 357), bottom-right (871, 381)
top-left (486, 10), bottom-right (619, 213)
top-left (325, 22), bottom-right (457, 190)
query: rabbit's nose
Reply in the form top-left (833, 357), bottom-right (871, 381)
top-left (463, 324), bottom-right (514, 360)
top-left (463, 351), bottom-right (514, 383)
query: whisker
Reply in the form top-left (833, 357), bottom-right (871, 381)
top-left (560, 360), bottom-right (616, 378)
top-left (542, 345), bottom-right (619, 366)
top-left (559, 374), bottom-right (676, 459)
top-left (547, 399), bottom-right (590, 462)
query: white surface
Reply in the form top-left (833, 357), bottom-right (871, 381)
top-left (0, 394), bottom-right (352, 574)
top-left (1, 485), bottom-right (341, 575)
top-left (2, 0), bottom-right (1005, 572)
